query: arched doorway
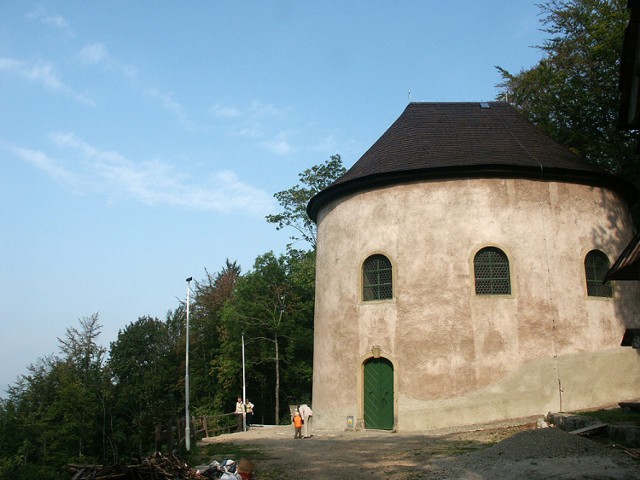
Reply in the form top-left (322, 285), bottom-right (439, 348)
top-left (363, 357), bottom-right (394, 429)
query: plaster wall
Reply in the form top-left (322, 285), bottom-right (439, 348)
top-left (312, 178), bottom-right (640, 431)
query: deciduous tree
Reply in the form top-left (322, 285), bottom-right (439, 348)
top-left (496, 0), bottom-right (640, 223)
top-left (190, 260), bottom-right (241, 412)
top-left (219, 250), bottom-right (315, 424)
top-left (108, 315), bottom-right (181, 456)
top-left (266, 154), bottom-right (346, 248)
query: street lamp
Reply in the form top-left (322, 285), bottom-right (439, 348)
top-left (185, 276), bottom-right (193, 451)
top-left (242, 333), bottom-right (246, 432)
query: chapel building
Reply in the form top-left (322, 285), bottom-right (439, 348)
top-left (307, 102), bottom-right (640, 431)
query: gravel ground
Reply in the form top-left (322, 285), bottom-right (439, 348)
top-left (200, 423), bottom-right (640, 479)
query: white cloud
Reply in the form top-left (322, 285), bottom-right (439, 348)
top-left (146, 88), bottom-right (192, 129)
top-left (44, 14), bottom-right (69, 29)
top-left (261, 131), bottom-right (295, 156)
top-left (77, 43), bottom-right (138, 78)
top-left (209, 100), bottom-right (299, 155)
top-left (0, 58), bottom-right (21, 69)
top-left (77, 43), bottom-right (109, 65)
top-left (11, 146), bottom-right (78, 185)
top-left (26, 7), bottom-right (70, 30)
top-left (248, 100), bottom-right (286, 119)
top-left (207, 100), bottom-right (345, 158)
top-left (233, 124), bottom-right (266, 139)
top-left (310, 134), bottom-right (339, 153)
top-left (0, 57), bottom-right (94, 105)
top-left (27, 61), bottom-right (64, 90)
top-left (28, 132), bottom-right (274, 215)
top-left (209, 104), bottom-right (242, 118)
top-left (122, 64), bottom-right (138, 78)
top-left (208, 100), bottom-right (287, 125)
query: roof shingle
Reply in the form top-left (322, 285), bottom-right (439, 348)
top-left (308, 102), bottom-right (637, 221)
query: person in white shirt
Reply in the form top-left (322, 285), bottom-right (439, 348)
top-left (235, 397), bottom-right (245, 431)
top-left (245, 399), bottom-right (255, 427)
top-left (298, 404), bottom-right (313, 438)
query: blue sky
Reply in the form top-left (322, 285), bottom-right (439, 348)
top-left (0, 1), bottom-right (548, 395)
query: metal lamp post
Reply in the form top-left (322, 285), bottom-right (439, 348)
top-left (242, 333), bottom-right (246, 431)
top-left (185, 276), bottom-right (193, 451)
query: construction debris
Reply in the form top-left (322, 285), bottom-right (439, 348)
top-left (69, 453), bottom-right (254, 480)
top-left (195, 457), bottom-right (254, 479)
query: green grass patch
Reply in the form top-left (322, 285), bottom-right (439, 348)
top-left (580, 408), bottom-right (640, 427)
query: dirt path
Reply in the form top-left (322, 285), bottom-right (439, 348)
top-left (200, 423), bottom-right (640, 479)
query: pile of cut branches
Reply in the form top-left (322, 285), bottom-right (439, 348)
top-left (69, 452), bottom-right (201, 480)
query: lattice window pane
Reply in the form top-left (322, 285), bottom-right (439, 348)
top-left (363, 255), bottom-right (393, 301)
top-left (585, 250), bottom-right (612, 297)
top-left (474, 247), bottom-right (511, 295)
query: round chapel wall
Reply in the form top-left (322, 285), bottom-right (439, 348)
top-left (312, 177), bottom-right (640, 432)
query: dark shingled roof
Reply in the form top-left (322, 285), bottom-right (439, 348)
top-left (307, 102), bottom-right (637, 221)
top-left (604, 231), bottom-right (640, 281)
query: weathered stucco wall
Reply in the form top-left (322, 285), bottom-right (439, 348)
top-left (312, 178), bottom-right (640, 432)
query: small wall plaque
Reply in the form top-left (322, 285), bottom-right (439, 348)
top-left (346, 416), bottom-right (354, 429)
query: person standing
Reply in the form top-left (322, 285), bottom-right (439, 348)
top-left (298, 404), bottom-right (313, 438)
top-left (245, 399), bottom-right (255, 428)
top-left (293, 411), bottom-right (303, 439)
top-left (234, 397), bottom-right (245, 432)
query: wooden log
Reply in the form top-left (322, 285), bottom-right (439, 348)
top-left (569, 423), bottom-right (608, 436)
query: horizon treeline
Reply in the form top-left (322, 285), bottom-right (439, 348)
top-left (0, 155), bottom-right (345, 479)
top-left (0, 249), bottom-right (316, 479)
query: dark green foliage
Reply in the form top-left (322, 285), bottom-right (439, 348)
top-left (107, 315), bottom-right (183, 457)
top-left (190, 260), bottom-right (241, 413)
top-left (0, 315), bottom-right (108, 479)
top-left (496, 0), bottom-right (640, 225)
top-left (266, 154), bottom-right (346, 248)
top-left (218, 250), bottom-right (315, 424)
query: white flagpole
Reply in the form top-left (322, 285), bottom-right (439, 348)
top-left (242, 333), bottom-right (246, 431)
top-left (185, 277), bottom-right (192, 451)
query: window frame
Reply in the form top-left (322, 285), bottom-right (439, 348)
top-left (584, 249), bottom-right (613, 298)
top-left (362, 254), bottom-right (393, 301)
top-left (473, 246), bottom-right (512, 296)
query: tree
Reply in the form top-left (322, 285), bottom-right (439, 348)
top-left (0, 315), bottom-right (110, 479)
top-left (218, 250), bottom-right (315, 425)
top-left (190, 260), bottom-right (241, 412)
top-left (55, 313), bottom-right (108, 462)
top-left (221, 253), bottom-right (288, 424)
top-left (496, 0), bottom-right (640, 223)
top-left (278, 248), bottom-right (315, 406)
top-left (108, 315), bottom-right (182, 456)
top-left (0, 355), bottom-right (65, 478)
top-left (266, 154), bottom-right (346, 248)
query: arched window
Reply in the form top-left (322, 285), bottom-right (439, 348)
top-left (585, 250), bottom-right (612, 297)
top-left (474, 247), bottom-right (511, 295)
top-left (363, 254), bottom-right (393, 301)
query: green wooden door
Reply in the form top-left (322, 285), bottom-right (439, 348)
top-left (363, 357), bottom-right (394, 430)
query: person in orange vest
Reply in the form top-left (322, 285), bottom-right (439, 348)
top-left (293, 411), bottom-right (303, 439)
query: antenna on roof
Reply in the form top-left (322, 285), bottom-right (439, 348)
top-left (408, 90), bottom-right (412, 103)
